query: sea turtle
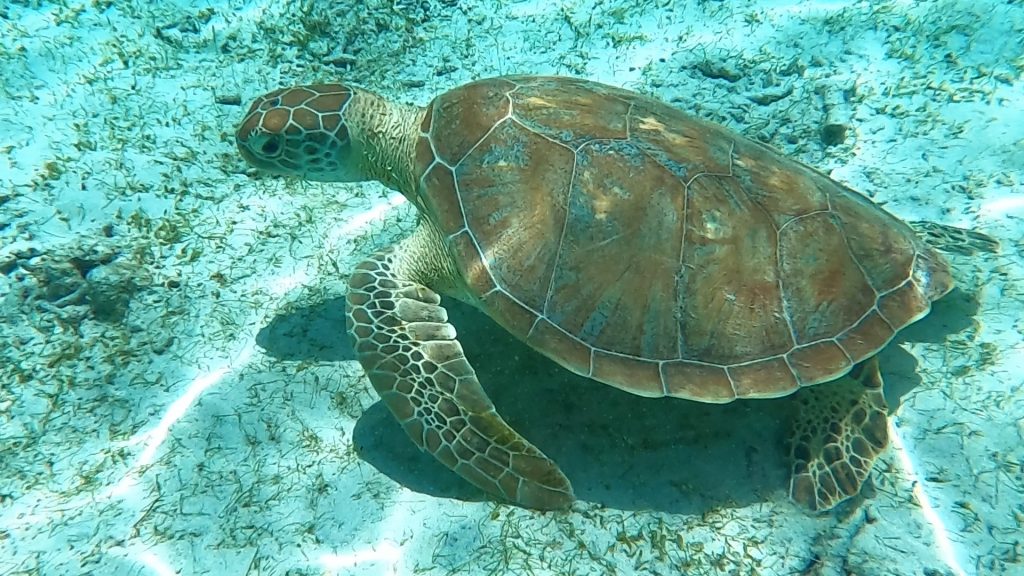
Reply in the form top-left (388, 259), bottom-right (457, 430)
top-left (235, 76), bottom-right (988, 512)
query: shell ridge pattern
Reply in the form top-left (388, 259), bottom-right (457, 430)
top-left (723, 148), bottom-right (803, 363)
top-left (666, 109), bottom-right (692, 390)
top-left (822, 189), bottom-right (916, 350)
top-left (448, 90), bottom-right (516, 300)
top-left (427, 76), bottom-right (942, 399)
top-left (450, 96), bottom-right (515, 169)
top-left (828, 210), bottom-right (884, 305)
top-left (666, 141), bottom-right (753, 396)
top-left (536, 152), bottom-right (578, 325)
top-left (419, 100), bottom-right (465, 234)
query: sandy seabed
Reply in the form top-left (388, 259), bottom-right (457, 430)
top-left (1, 1), bottom-right (1022, 575)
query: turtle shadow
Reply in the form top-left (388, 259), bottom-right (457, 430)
top-left (354, 323), bottom-right (796, 513)
top-left (258, 285), bottom-right (980, 514)
top-left (256, 295), bottom-right (356, 361)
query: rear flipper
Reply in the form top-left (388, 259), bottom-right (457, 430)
top-left (789, 357), bottom-right (889, 511)
top-left (909, 220), bottom-right (1001, 256)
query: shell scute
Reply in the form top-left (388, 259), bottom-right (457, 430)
top-left (415, 76), bottom-right (950, 400)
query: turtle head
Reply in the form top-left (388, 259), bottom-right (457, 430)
top-left (236, 84), bottom-right (362, 182)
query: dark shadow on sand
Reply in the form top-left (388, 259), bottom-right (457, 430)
top-left (255, 284), bottom-right (979, 514)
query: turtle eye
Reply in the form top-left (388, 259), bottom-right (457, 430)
top-left (258, 134), bottom-right (283, 157)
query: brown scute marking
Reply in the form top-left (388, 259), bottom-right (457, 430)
top-left (837, 310), bottom-right (894, 361)
top-left (517, 478), bottom-right (573, 510)
top-left (346, 286), bottom-right (370, 305)
top-left (509, 452), bottom-right (559, 478)
top-left (473, 455), bottom-right (505, 479)
top-left (321, 113), bottom-right (342, 133)
top-left (353, 348), bottom-right (383, 368)
top-left (731, 140), bottom-right (829, 226)
top-left (486, 445), bottom-right (512, 467)
top-left (525, 318), bottom-right (592, 377)
top-left (788, 340), bottom-right (852, 385)
top-left (509, 78), bottom-right (630, 146)
top-left (497, 471), bottom-right (518, 500)
top-left (262, 108), bottom-right (290, 133)
top-left (434, 444), bottom-right (458, 469)
top-left (381, 390), bottom-right (416, 421)
top-left (419, 164), bottom-right (465, 234)
top-left (817, 470), bottom-right (839, 502)
top-left (437, 397), bottom-right (460, 419)
top-left (831, 459), bottom-right (860, 495)
top-left (677, 176), bottom-right (791, 365)
top-left (850, 435), bottom-right (874, 460)
top-left (309, 91), bottom-right (350, 113)
top-left (780, 212), bottom-right (875, 344)
top-left (544, 141), bottom-right (684, 358)
top-left (877, 281), bottom-right (930, 330)
top-left (424, 428), bottom-right (443, 453)
top-left (433, 371), bottom-right (457, 396)
top-left (590, 351), bottom-right (664, 398)
top-left (447, 231), bottom-right (496, 295)
top-left (822, 443), bottom-right (844, 463)
top-left (662, 361), bottom-right (735, 402)
top-left (423, 339), bottom-right (469, 367)
top-left (850, 405), bottom-right (868, 423)
top-left (279, 87), bottom-right (316, 107)
top-left (429, 78), bottom-right (515, 164)
top-left (629, 99), bottom-right (734, 179)
top-left (830, 190), bottom-right (917, 293)
top-left (728, 356), bottom-right (799, 398)
top-left (349, 306), bottom-right (372, 327)
top-left (479, 289), bottom-right (540, 341)
top-left (456, 122), bottom-right (573, 311)
top-left (291, 106), bottom-right (319, 129)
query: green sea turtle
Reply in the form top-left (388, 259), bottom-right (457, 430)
top-left (235, 76), bottom-right (990, 511)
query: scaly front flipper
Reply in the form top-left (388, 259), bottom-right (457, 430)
top-left (346, 225), bottom-right (574, 510)
top-left (789, 356), bottom-right (890, 511)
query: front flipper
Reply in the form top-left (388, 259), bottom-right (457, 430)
top-left (345, 228), bottom-right (574, 510)
top-left (789, 356), bottom-right (889, 511)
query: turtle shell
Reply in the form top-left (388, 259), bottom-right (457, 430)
top-left (411, 76), bottom-right (953, 402)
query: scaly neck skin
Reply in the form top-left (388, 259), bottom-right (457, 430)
top-left (346, 89), bottom-right (424, 199)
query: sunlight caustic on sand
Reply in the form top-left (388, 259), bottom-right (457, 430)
top-left (889, 421), bottom-right (968, 576)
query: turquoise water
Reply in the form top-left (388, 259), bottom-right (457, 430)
top-left (1, 1), bottom-right (1022, 574)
